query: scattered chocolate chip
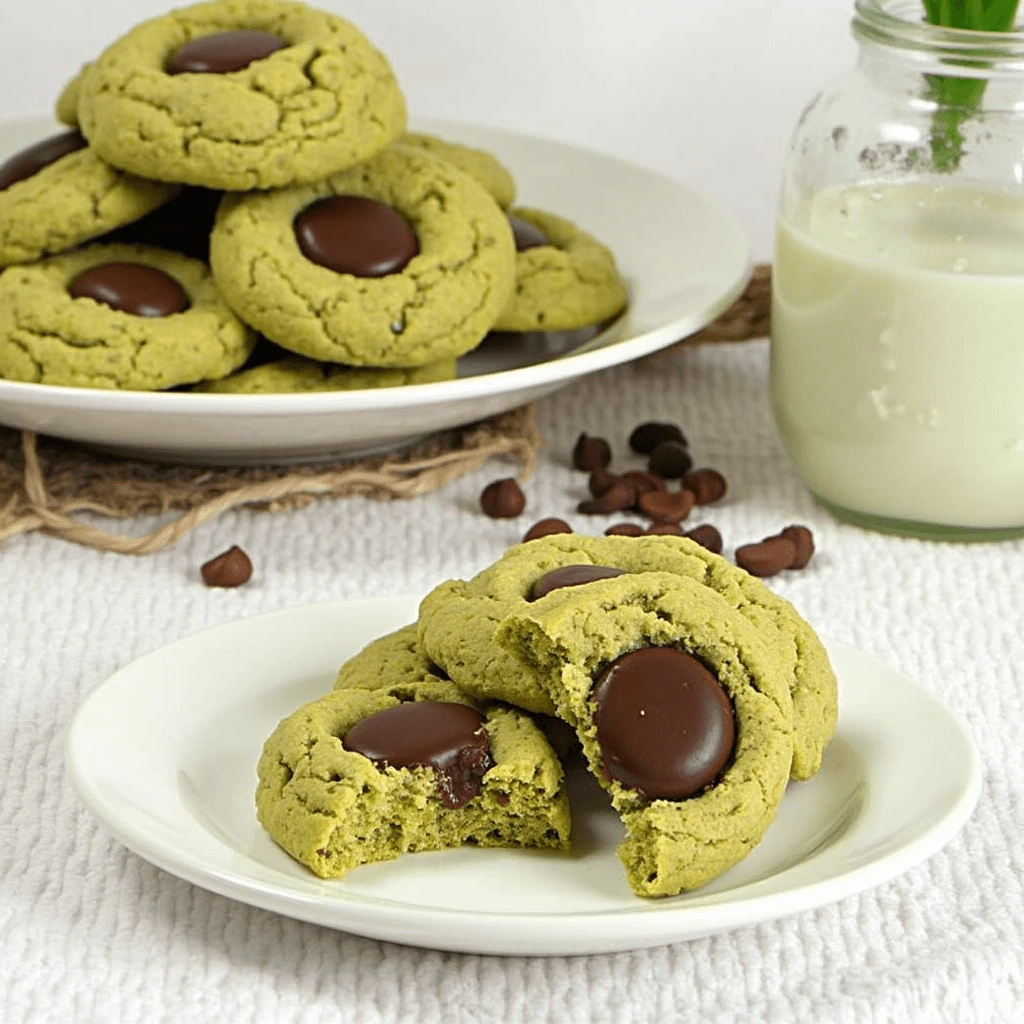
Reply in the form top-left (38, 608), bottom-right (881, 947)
top-left (779, 525), bottom-right (815, 569)
top-left (68, 262), bottom-right (190, 318)
top-left (166, 30), bottom-right (287, 75)
top-left (522, 517), bottom-right (572, 542)
top-left (508, 215), bottom-right (549, 252)
top-left (295, 195), bottom-right (418, 278)
top-left (637, 489), bottom-right (695, 523)
top-left (530, 564), bottom-right (627, 600)
top-left (592, 647), bottom-right (735, 800)
top-left (200, 545), bottom-right (253, 587)
top-left (735, 536), bottom-right (797, 578)
top-left (572, 433), bottom-right (612, 471)
top-left (684, 524), bottom-right (724, 554)
top-left (344, 701), bottom-right (493, 809)
top-left (0, 129), bottom-right (87, 192)
top-left (588, 466), bottom-right (618, 498)
top-left (628, 421), bottom-right (687, 455)
top-left (682, 468), bottom-right (727, 506)
top-left (620, 470), bottom-right (666, 497)
top-left (605, 522), bottom-right (645, 537)
top-left (480, 478), bottom-right (526, 518)
top-left (645, 522), bottom-right (686, 536)
top-left (648, 440), bottom-right (693, 479)
top-left (577, 480), bottom-right (636, 514)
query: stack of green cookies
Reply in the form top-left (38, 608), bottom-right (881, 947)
top-left (0, 0), bottom-right (628, 393)
top-left (257, 533), bottom-right (838, 898)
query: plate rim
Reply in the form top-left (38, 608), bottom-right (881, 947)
top-left (64, 596), bottom-right (982, 954)
top-left (0, 115), bottom-right (751, 418)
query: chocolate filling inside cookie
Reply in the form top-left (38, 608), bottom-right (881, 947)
top-left (509, 215), bottom-right (549, 252)
top-left (530, 565), bottom-right (626, 601)
top-left (592, 647), bottom-right (735, 800)
top-left (294, 196), bottom-right (419, 278)
top-left (166, 30), bottom-right (287, 75)
top-left (0, 130), bottom-right (87, 192)
top-left (344, 701), bottom-right (493, 808)
top-left (68, 262), bottom-right (190, 317)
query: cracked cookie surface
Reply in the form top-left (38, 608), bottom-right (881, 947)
top-left (495, 207), bottom-right (628, 332)
top-left (210, 144), bottom-right (516, 366)
top-left (78, 0), bottom-right (407, 191)
top-left (497, 571), bottom-right (794, 897)
top-left (418, 533), bottom-right (838, 779)
top-left (0, 242), bottom-right (255, 390)
top-left (256, 674), bottom-right (571, 879)
top-left (400, 133), bottom-right (516, 210)
top-left (0, 141), bottom-right (178, 268)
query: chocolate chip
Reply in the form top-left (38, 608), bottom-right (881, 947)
top-left (779, 525), bottom-right (815, 569)
top-left (648, 440), bottom-right (693, 479)
top-left (735, 536), bottom-right (797, 578)
top-left (68, 263), bottom-right (190, 318)
top-left (628, 421), bottom-right (687, 455)
top-left (166, 30), bottom-right (287, 75)
top-left (588, 466), bottom-right (618, 498)
top-left (200, 545), bottom-right (253, 587)
top-left (0, 129), bottom-right (87, 192)
top-left (572, 433), bottom-right (612, 471)
top-left (522, 517), bottom-right (572, 542)
top-left (645, 522), bottom-right (685, 536)
top-left (508, 215), bottom-right (549, 252)
top-left (620, 471), bottom-right (665, 500)
top-left (295, 195), bottom-right (418, 278)
top-left (530, 564), bottom-right (627, 601)
top-left (480, 478), bottom-right (526, 518)
top-left (577, 480), bottom-right (635, 514)
top-left (593, 647), bottom-right (735, 800)
top-left (637, 489), bottom-right (695, 523)
top-left (685, 524), bottom-right (724, 554)
top-left (343, 701), bottom-right (493, 809)
top-left (682, 468), bottom-right (727, 506)
top-left (605, 522), bottom-right (645, 537)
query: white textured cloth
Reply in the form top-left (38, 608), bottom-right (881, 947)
top-left (1, 340), bottom-right (1021, 1024)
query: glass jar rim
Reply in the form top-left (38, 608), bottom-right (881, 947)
top-left (854, 0), bottom-right (1024, 63)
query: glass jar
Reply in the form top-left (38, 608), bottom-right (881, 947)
top-left (772, 0), bottom-right (1024, 540)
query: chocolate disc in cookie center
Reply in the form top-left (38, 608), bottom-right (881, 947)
top-left (344, 701), bottom-right (493, 808)
top-left (294, 196), bottom-right (419, 278)
top-left (530, 564), bottom-right (626, 601)
top-left (593, 647), bottom-right (735, 800)
top-left (509, 215), bottom-right (549, 252)
top-left (68, 262), bottom-right (190, 318)
top-left (0, 130), bottom-right (87, 192)
top-left (166, 30), bottom-right (287, 75)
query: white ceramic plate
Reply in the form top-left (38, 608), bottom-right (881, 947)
top-left (0, 116), bottom-right (749, 464)
top-left (66, 595), bottom-right (980, 957)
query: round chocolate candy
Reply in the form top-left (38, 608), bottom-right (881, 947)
top-left (509, 215), bottom-right (549, 252)
top-left (530, 564), bottom-right (626, 601)
top-left (592, 647), bottom-right (735, 800)
top-left (68, 262), bottom-right (190, 317)
top-left (0, 130), bottom-right (87, 192)
top-left (166, 30), bottom-right (287, 75)
top-left (294, 195), bottom-right (419, 278)
top-left (343, 701), bottom-right (493, 808)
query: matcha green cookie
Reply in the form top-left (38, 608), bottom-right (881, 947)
top-left (495, 207), bottom-right (628, 332)
top-left (0, 133), bottom-right (179, 268)
top-left (78, 0), bottom-right (406, 191)
top-left (56, 64), bottom-right (92, 127)
top-left (334, 624), bottom-right (447, 692)
top-left (498, 572), bottom-right (794, 897)
top-left (256, 677), bottom-right (571, 879)
top-left (418, 534), bottom-right (838, 780)
top-left (0, 243), bottom-right (255, 390)
top-left (401, 133), bottom-right (516, 210)
top-left (195, 353), bottom-right (455, 393)
top-left (210, 145), bottom-right (516, 367)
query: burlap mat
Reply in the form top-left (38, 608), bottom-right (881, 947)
top-left (0, 264), bottom-right (770, 554)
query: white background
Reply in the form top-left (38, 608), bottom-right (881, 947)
top-left (0, 0), bottom-right (857, 259)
